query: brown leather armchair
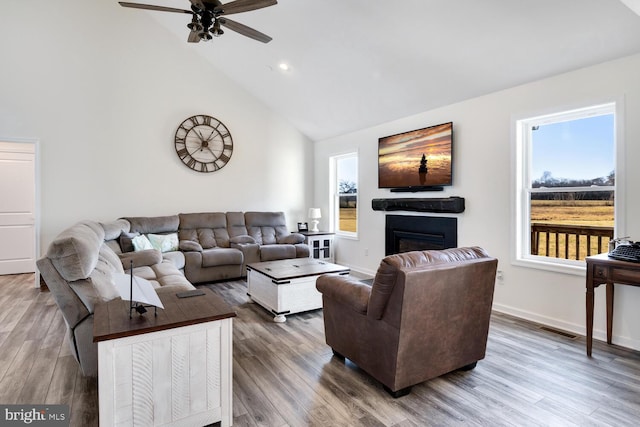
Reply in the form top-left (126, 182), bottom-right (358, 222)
top-left (316, 247), bottom-right (498, 397)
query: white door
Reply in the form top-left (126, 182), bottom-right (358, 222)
top-left (0, 141), bottom-right (37, 277)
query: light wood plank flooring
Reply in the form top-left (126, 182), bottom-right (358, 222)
top-left (1, 273), bottom-right (640, 426)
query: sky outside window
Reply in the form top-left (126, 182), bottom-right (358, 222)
top-left (531, 114), bottom-right (614, 183)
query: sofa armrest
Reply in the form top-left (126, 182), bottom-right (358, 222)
top-left (316, 275), bottom-right (371, 314)
top-left (179, 240), bottom-right (203, 252)
top-left (278, 233), bottom-right (305, 244)
top-left (118, 249), bottom-right (162, 269)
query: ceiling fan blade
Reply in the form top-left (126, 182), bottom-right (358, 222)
top-left (215, 0), bottom-right (277, 16)
top-left (220, 18), bottom-right (272, 43)
top-left (118, 2), bottom-right (192, 14)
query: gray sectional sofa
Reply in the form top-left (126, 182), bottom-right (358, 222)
top-left (36, 211), bottom-right (309, 376)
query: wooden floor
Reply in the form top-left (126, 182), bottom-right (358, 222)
top-left (2, 273), bottom-right (640, 426)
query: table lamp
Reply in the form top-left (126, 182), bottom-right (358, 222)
top-left (308, 208), bottom-right (321, 232)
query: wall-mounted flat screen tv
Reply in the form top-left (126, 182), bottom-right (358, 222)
top-left (378, 122), bottom-right (453, 190)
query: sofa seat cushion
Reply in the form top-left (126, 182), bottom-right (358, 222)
top-left (201, 248), bottom-right (243, 268)
top-left (277, 233), bottom-right (305, 244)
top-left (260, 244), bottom-right (296, 261)
top-left (132, 266), bottom-right (156, 281)
top-left (131, 260), bottom-right (193, 290)
top-left (155, 282), bottom-right (195, 295)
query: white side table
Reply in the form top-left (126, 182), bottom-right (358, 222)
top-left (300, 231), bottom-right (335, 262)
top-left (94, 289), bottom-right (235, 427)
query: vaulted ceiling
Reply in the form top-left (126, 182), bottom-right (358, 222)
top-left (119, 0), bottom-right (640, 141)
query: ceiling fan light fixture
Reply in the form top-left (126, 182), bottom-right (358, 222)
top-left (187, 21), bottom-right (203, 32)
top-left (119, 0), bottom-right (277, 44)
top-left (212, 20), bottom-right (224, 37)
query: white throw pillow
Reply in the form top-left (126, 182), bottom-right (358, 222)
top-left (132, 234), bottom-right (154, 251)
top-left (148, 233), bottom-right (179, 253)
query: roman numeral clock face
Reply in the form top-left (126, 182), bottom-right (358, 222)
top-left (174, 115), bottom-right (233, 173)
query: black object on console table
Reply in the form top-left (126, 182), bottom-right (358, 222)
top-left (371, 197), bottom-right (465, 213)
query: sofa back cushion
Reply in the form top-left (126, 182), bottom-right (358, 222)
top-left (245, 212), bottom-right (289, 245)
top-left (124, 215), bottom-right (179, 234)
top-left (68, 244), bottom-right (123, 312)
top-left (178, 212), bottom-right (230, 249)
top-left (226, 212), bottom-right (248, 238)
top-left (46, 221), bottom-right (106, 282)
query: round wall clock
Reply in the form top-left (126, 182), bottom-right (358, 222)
top-left (174, 114), bottom-right (233, 173)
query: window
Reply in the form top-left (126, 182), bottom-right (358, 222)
top-left (332, 153), bottom-right (358, 236)
top-left (514, 103), bottom-right (619, 271)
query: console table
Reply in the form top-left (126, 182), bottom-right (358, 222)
top-left (93, 288), bottom-right (236, 426)
top-left (585, 253), bottom-right (640, 356)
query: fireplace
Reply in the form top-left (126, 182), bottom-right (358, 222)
top-left (385, 215), bottom-right (457, 255)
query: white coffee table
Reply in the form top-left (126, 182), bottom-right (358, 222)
top-left (246, 258), bottom-right (350, 322)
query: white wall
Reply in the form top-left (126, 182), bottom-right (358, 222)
top-left (314, 53), bottom-right (640, 351)
top-left (0, 0), bottom-right (313, 250)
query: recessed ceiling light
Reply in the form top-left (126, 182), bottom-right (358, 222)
top-left (278, 63), bottom-right (290, 71)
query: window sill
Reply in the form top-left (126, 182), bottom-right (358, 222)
top-left (335, 232), bottom-right (358, 240)
top-left (512, 256), bottom-right (586, 276)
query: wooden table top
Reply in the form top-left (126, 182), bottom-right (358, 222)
top-left (93, 287), bottom-right (236, 342)
top-left (586, 252), bottom-right (640, 266)
top-left (247, 258), bottom-right (349, 281)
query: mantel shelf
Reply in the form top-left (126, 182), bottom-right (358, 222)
top-left (371, 197), bottom-right (465, 213)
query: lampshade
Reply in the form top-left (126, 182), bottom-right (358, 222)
top-left (308, 208), bottom-right (321, 219)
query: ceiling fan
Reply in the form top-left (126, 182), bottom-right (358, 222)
top-left (119, 0), bottom-right (277, 43)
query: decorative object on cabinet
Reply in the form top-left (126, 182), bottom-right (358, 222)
top-left (308, 208), bottom-right (322, 232)
top-left (175, 114), bottom-right (233, 173)
top-left (297, 222), bottom-right (308, 232)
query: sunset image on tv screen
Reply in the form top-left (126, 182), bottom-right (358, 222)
top-left (378, 122), bottom-right (452, 188)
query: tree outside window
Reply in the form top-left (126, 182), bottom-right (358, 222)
top-left (334, 154), bottom-right (358, 235)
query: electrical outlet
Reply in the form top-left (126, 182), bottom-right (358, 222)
top-left (364, 248), bottom-right (369, 256)
top-left (496, 270), bottom-right (504, 283)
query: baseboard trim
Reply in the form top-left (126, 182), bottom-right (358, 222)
top-left (492, 303), bottom-right (640, 352)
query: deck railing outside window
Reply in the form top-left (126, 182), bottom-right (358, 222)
top-left (530, 223), bottom-right (614, 261)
